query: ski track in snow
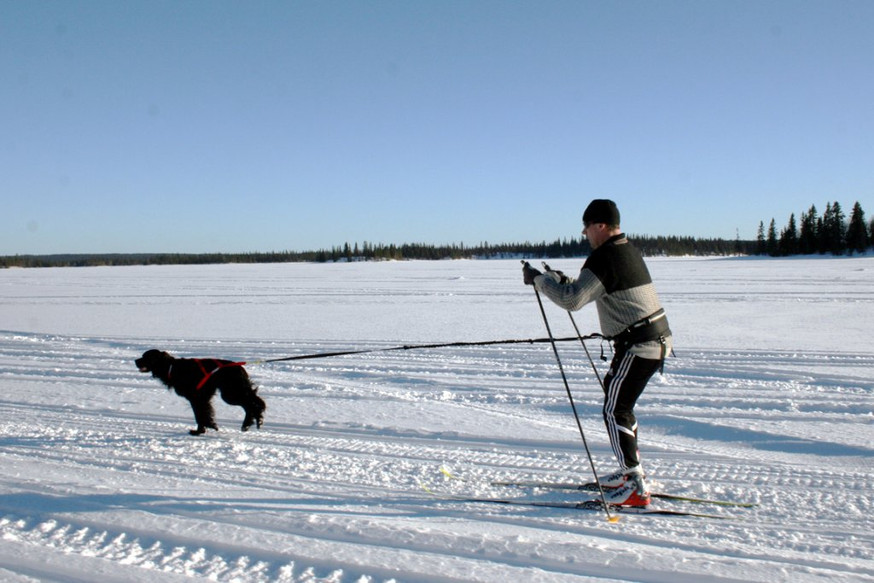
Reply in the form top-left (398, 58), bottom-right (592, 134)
top-left (0, 258), bottom-right (872, 582)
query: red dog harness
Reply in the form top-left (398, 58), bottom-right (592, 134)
top-left (194, 359), bottom-right (246, 390)
top-left (168, 359), bottom-right (246, 390)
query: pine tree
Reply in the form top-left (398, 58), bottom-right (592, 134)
top-left (799, 205), bottom-right (818, 255)
top-left (779, 213), bottom-right (798, 256)
top-left (766, 219), bottom-right (778, 256)
top-left (818, 203), bottom-right (833, 254)
top-left (821, 201), bottom-right (847, 255)
top-left (846, 201), bottom-right (869, 254)
top-left (756, 221), bottom-right (766, 255)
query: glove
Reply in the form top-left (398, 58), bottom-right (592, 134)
top-left (542, 262), bottom-right (570, 284)
top-left (546, 269), bottom-right (570, 284)
top-left (522, 262), bottom-right (542, 285)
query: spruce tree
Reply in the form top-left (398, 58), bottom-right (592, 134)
top-left (846, 201), bottom-right (869, 254)
top-left (825, 202), bottom-right (847, 255)
top-left (756, 221), bottom-right (766, 255)
top-left (799, 205), bottom-right (818, 255)
top-left (766, 219), bottom-right (778, 256)
top-left (818, 203), bottom-right (833, 254)
top-left (779, 213), bottom-right (798, 256)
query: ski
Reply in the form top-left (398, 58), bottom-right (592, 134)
top-left (491, 480), bottom-right (757, 508)
top-left (421, 483), bottom-right (728, 519)
top-left (440, 468), bottom-right (756, 508)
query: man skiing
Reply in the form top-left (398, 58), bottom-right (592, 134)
top-left (522, 199), bottom-right (672, 507)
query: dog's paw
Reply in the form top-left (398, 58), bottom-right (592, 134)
top-left (242, 415), bottom-right (263, 432)
top-left (190, 424), bottom-right (216, 435)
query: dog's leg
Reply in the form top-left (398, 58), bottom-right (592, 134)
top-left (189, 399), bottom-right (218, 435)
top-left (254, 393), bottom-right (266, 429)
top-left (241, 392), bottom-right (266, 431)
top-left (217, 382), bottom-right (266, 432)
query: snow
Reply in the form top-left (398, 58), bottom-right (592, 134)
top-left (0, 257), bottom-right (872, 582)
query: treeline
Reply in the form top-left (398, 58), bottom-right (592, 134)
top-left (756, 201), bottom-right (871, 256)
top-left (1, 235), bottom-right (753, 268)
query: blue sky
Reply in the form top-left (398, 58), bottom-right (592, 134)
top-left (2, 1), bottom-right (871, 255)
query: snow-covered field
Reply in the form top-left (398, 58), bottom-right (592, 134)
top-left (0, 257), bottom-right (871, 582)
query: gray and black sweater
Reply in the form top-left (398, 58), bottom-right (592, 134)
top-left (534, 233), bottom-right (672, 360)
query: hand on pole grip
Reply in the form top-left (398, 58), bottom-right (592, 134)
top-left (521, 260), bottom-right (542, 285)
top-left (541, 262), bottom-right (570, 284)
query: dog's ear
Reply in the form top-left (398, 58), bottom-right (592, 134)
top-left (142, 349), bottom-right (172, 362)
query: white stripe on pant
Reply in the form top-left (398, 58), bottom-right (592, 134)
top-left (602, 349), bottom-right (661, 471)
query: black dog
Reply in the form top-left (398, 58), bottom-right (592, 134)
top-left (135, 349), bottom-right (265, 435)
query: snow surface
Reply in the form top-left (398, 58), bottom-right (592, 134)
top-left (0, 257), bottom-right (871, 582)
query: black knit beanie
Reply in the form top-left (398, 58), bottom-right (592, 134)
top-left (583, 199), bottom-right (621, 226)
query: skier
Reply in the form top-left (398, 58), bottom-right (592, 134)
top-left (522, 199), bottom-right (672, 507)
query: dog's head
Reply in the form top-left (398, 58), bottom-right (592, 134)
top-left (135, 349), bottom-right (174, 377)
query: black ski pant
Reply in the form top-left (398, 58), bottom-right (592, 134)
top-left (602, 347), bottom-right (662, 471)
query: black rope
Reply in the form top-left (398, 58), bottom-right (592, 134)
top-left (247, 334), bottom-right (604, 365)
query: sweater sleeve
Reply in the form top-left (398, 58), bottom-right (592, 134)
top-left (533, 266), bottom-right (606, 312)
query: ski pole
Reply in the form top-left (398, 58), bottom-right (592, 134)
top-left (542, 262), bottom-right (606, 391)
top-left (522, 261), bottom-right (617, 523)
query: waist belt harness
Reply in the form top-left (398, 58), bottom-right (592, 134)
top-left (609, 308), bottom-right (671, 362)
